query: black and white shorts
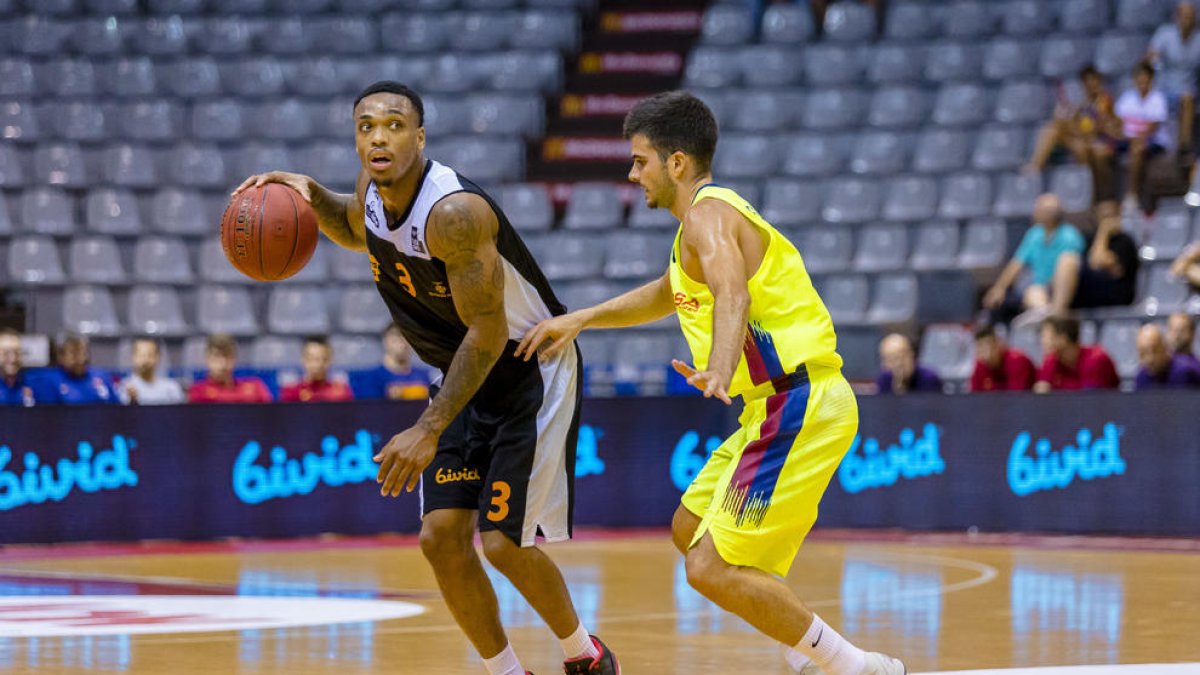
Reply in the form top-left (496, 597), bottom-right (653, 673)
top-left (420, 343), bottom-right (582, 547)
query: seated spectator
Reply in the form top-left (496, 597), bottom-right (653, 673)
top-left (1135, 323), bottom-right (1200, 388)
top-left (1034, 316), bottom-right (1120, 392)
top-left (983, 194), bottom-right (1086, 324)
top-left (1115, 61), bottom-right (1171, 212)
top-left (1048, 200), bottom-right (1140, 313)
top-left (188, 334), bottom-right (273, 404)
top-left (118, 337), bottom-right (185, 405)
top-left (1025, 65), bottom-right (1120, 184)
top-left (876, 333), bottom-right (941, 394)
top-left (42, 334), bottom-right (119, 405)
top-left (0, 328), bottom-right (39, 407)
top-left (1170, 242), bottom-right (1200, 291)
top-left (280, 335), bottom-right (354, 403)
top-left (353, 323), bottom-right (432, 401)
top-left (970, 325), bottom-right (1037, 392)
top-left (1166, 310), bottom-right (1199, 366)
top-left (1147, 1), bottom-right (1200, 150)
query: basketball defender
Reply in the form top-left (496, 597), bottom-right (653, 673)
top-left (518, 92), bottom-right (906, 675)
top-left (236, 82), bottom-right (619, 675)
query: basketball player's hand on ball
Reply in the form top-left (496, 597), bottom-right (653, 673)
top-left (671, 360), bottom-right (732, 405)
top-left (374, 425), bottom-right (439, 497)
top-left (233, 172), bottom-right (314, 203)
top-left (515, 312), bottom-right (586, 361)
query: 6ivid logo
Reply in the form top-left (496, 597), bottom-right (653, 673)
top-left (0, 436), bottom-right (138, 511)
top-left (1007, 423), bottom-right (1125, 497)
top-left (837, 424), bottom-right (945, 494)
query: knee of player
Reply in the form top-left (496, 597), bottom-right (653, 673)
top-left (419, 519), bottom-right (473, 564)
top-left (684, 546), bottom-right (728, 596)
top-left (670, 509), bottom-right (698, 555)
top-left (480, 531), bottom-right (522, 571)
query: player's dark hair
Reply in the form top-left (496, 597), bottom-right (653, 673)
top-left (1079, 64), bottom-right (1100, 80)
top-left (0, 327), bottom-right (18, 338)
top-left (58, 333), bottom-right (87, 350)
top-left (1135, 60), bottom-right (1156, 78)
top-left (974, 325), bottom-right (998, 341)
top-left (302, 334), bottom-right (331, 349)
top-left (353, 81), bottom-right (424, 126)
top-left (206, 333), bottom-right (237, 356)
top-left (1042, 316), bottom-right (1080, 344)
top-left (623, 91), bottom-right (718, 174)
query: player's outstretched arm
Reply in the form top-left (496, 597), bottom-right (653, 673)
top-left (233, 170), bottom-right (369, 252)
top-left (515, 272), bottom-right (674, 361)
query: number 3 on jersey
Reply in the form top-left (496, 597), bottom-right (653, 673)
top-left (368, 254), bottom-right (416, 297)
top-left (486, 481), bottom-right (511, 522)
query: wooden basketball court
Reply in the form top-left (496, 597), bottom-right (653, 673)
top-left (0, 532), bottom-right (1197, 674)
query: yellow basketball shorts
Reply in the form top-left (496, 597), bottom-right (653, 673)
top-left (681, 366), bottom-right (858, 578)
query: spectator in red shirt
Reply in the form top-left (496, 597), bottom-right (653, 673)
top-left (970, 325), bottom-right (1037, 392)
top-left (1034, 316), bottom-right (1120, 392)
top-left (280, 335), bottom-right (354, 403)
top-left (188, 334), bottom-right (273, 404)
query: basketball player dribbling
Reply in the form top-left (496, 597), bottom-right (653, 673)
top-left (518, 91), bottom-right (907, 675)
top-left (236, 81), bottom-right (619, 675)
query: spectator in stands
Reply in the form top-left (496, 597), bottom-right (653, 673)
top-left (1135, 323), bottom-right (1200, 388)
top-left (1024, 65), bottom-right (1120, 187)
top-left (1170, 241), bottom-right (1200, 290)
top-left (1115, 61), bottom-right (1171, 212)
top-left (1034, 316), bottom-right (1120, 392)
top-left (1166, 311), bottom-right (1198, 366)
top-left (118, 337), bottom-right (184, 405)
top-left (982, 194), bottom-right (1085, 324)
top-left (280, 335), bottom-right (354, 403)
top-left (188, 334), bottom-right (272, 404)
top-left (0, 328), bottom-right (39, 407)
top-left (352, 322), bottom-right (431, 401)
top-left (44, 334), bottom-right (120, 405)
top-left (1049, 200), bottom-right (1140, 313)
top-left (876, 333), bottom-right (941, 394)
top-left (1147, 1), bottom-right (1200, 150)
top-left (969, 325), bottom-right (1037, 392)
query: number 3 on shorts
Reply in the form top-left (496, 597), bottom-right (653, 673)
top-left (487, 481), bottom-right (511, 522)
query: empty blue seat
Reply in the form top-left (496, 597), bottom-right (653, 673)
top-left (0, 59), bottom-right (35, 98)
top-left (1059, 0), bottom-right (1111, 35)
top-left (297, 142), bottom-right (359, 192)
top-left (431, 137), bottom-right (523, 184)
top-left (983, 38), bottom-right (1040, 80)
top-left (919, 323), bottom-right (975, 380)
top-left (42, 59), bottom-right (97, 98)
top-left (235, 144), bottom-right (294, 180)
top-left (197, 285), bottom-right (258, 336)
top-left (69, 236), bottom-right (127, 285)
top-left (54, 102), bottom-right (106, 143)
top-left (825, 2), bottom-right (876, 42)
top-left (925, 42), bottom-right (984, 82)
top-left (11, 16), bottom-right (72, 56)
top-left (128, 285), bottom-right (190, 337)
top-left (604, 231), bottom-right (674, 279)
top-left (973, 126), bottom-right (1029, 171)
top-left (701, 4), bottom-right (755, 45)
top-left (910, 221), bottom-right (961, 270)
top-left (339, 285), bottom-right (391, 334)
top-left (0, 101), bottom-right (39, 143)
top-left (1096, 32), bottom-right (1149, 77)
top-left (714, 134), bottom-right (779, 178)
top-left (993, 172), bottom-right (1044, 218)
top-left (868, 86), bottom-right (931, 129)
top-left (823, 178), bottom-right (882, 224)
top-left (933, 84), bottom-right (992, 127)
top-left (1039, 37), bottom-right (1096, 79)
top-left (33, 143), bottom-right (89, 188)
top-left (251, 100), bottom-right (313, 140)
top-left (739, 46), bottom-right (804, 87)
top-left (424, 54), bottom-right (482, 94)
top-left (8, 235), bottom-right (66, 285)
top-left (150, 189), bottom-right (211, 236)
top-left (511, 10), bottom-right (579, 50)
top-left (539, 233), bottom-right (605, 280)
top-left (685, 48), bottom-right (741, 88)
top-left (147, 0), bottom-right (205, 13)
top-left (801, 227), bottom-right (855, 273)
top-left (761, 178), bottom-right (823, 227)
top-left (628, 199), bottom-right (678, 229)
top-left (168, 144), bottom-right (227, 189)
top-left (118, 101), bottom-right (182, 142)
top-left (805, 45), bottom-right (865, 85)
top-left (1142, 205), bottom-right (1192, 260)
top-left (882, 176), bottom-right (939, 221)
top-left (731, 90), bottom-right (798, 132)
top-left (959, 218), bottom-right (1008, 268)
top-left (995, 81), bottom-right (1051, 124)
top-left (162, 58), bottom-right (222, 99)
top-left (21, 188), bottom-right (77, 235)
top-left (816, 274), bottom-right (869, 323)
top-left (499, 184), bottom-right (554, 231)
top-left (912, 128), bottom-right (971, 173)
top-left (196, 17), bottom-right (256, 54)
top-left (85, 188), bottom-right (142, 235)
top-left (192, 100), bottom-right (245, 142)
top-left (130, 16), bottom-right (189, 55)
top-left (867, 273), bottom-right (918, 324)
top-left (83, 0), bottom-right (138, 13)
top-left (563, 183), bottom-right (624, 230)
top-left (134, 236), bottom-right (194, 285)
top-left (868, 44), bottom-right (926, 83)
top-left (268, 286), bottom-right (331, 335)
top-left (1049, 164), bottom-right (1094, 212)
top-left (1140, 262), bottom-right (1190, 313)
top-left (885, 1), bottom-right (938, 40)
top-left (489, 51), bottom-right (562, 92)
top-left (312, 16), bottom-right (378, 54)
top-left (943, 1), bottom-right (996, 39)
top-left (939, 173), bottom-right (993, 219)
top-left (802, 89), bottom-right (867, 130)
top-left (783, 134), bottom-right (847, 176)
top-left (223, 58), bottom-right (287, 98)
top-left (102, 58), bottom-right (157, 98)
top-left (70, 17), bottom-right (126, 56)
top-left (761, 3), bottom-right (815, 44)
top-left (0, 145), bottom-right (25, 188)
top-left (447, 12), bottom-right (515, 52)
top-left (379, 13), bottom-right (450, 53)
top-left (1002, 0), bottom-right (1057, 36)
top-left (855, 223), bottom-right (909, 272)
top-left (63, 285), bottom-right (121, 337)
top-left (850, 131), bottom-right (910, 175)
top-left (468, 94), bottom-right (544, 137)
top-left (1117, 0), bottom-right (1168, 30)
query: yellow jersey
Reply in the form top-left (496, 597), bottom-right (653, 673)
top-left (668, 184), bottom-right (842, 400)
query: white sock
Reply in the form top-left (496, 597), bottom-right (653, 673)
top-left (482, 644), bottom-right (525, 675)
top-left (780, 642), bottom-right (814, 672)
top-left (560, 623), bottom-right (599, 660)
top-left (793, 615), bottom-right (866, 675)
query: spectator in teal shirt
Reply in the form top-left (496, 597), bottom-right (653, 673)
top-left (982, 193), bottom-right (1085, 325)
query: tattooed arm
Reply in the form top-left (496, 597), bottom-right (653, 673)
top-left (374, 193), bottom-right (507, 496)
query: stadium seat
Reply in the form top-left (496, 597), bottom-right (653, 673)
top-left (943, 1), bottom-right (996, 39)
top-left (0, 194), bottom-right (12, 236)
top-left (311, 16), bottom-right (378, 54)
top-left (134, 236), bottom-right (194, 285)
top-left (69, 236), bottom-right (126, 285)
top-left (1009, 322), bottom-right (1043, 362)
top-left (223, 58), bottom-right (287, 98)
top-left (447, 12), bottom-right (515, 52)
top-left (805, 45), bottom-right (865, 85)
top-left (1098, 319), bottom-right (1141, 378)
top-left (701, 5), bottom-right (755, 45)
top-left (1143, 206), bottom-right (1192, 260)
top-left (1039, 37), bottom-right (1096, 79)
top-left (33, 143), bottom-right (89, 188)
top-left (783, 134), bottom-right (847, 176)
top-left (800, 227), bottom-right (855, 273)
top-left (1059, 0), bottom-right (1111, 35)
top-left (147, 0), bottom-right (205, 13)
top-left (379, 13), bottom-right (450, 53)
top-left (63, 285), bottom-right (121, 337)
top-left (422, 97), bottom-right (471, 136)
top-left (42, 59), bottom-right (97, 97)
top-left (684, 48), bottom-right (741, 89)
top-left (181, 335), bottom-right (211, 370)
top-left (235, 144), bottom-right (293, 181)
top-left (0, 59), bottom-right (35, 97)
top-left (925, 42), bottom-right (984, 82)
top-left (191, 100), bottom-right (245, 142)
top-left (169, 144), bottom-right (227, 190)
top-left (850, 131), bottom-right (910, 175)
top-left (882, 176), bottom-right (939, 221)
top-left (284, 57), bottom-right (344, 97)
top-left (296, 142), bottom-right (359, 191)
top-left (8, 235), bottom-right (66, 285)
top-left (540, 233), bottom-right (605, 280)
top-left (932, 83), bottom-right (992, 127)
top-left (1141, 263), bottom-right (1190, 313)
top-left (192, 16), bottom-right (255, 55)
top-left (802, 89), bottom-right (868, 130)
top-left (198, 238), bottom-right (254, 285)
top-left (85, 188), bottom-right (142, 236)
top-left (825, 2), bottom-right (876, 42)
top-left (867, 273), bottom-right (918, 324)
top-left (938, 173), bottom-right (993, 219)
top-left (101, 58), bottom-right (157, 98)
top-left (128, 285), bottom-right (189, 337)
top-left (995, 81), bottom-right (1052, 124)
top-left (563, 183), bottom-right (624, 230)
top-left (761, 178), bottom-right (823, 227)
top-left (511, 10), bottom-right (579, 51)
top-left (972, 126), bottom-right (1029, 171)
top-left (198, 286), bottom-right (258, 337)
top-left (251, 99), bottom-right (313, 140)
top-left (29, 0), bottom-right (78, 14)
top-left (1117, 0), bottom-right (1169, 30)
top-left (994, 172), bottom-right (1044, 218)
top-left (1096, 32), bottom-right (1149, 77)
top-left (131, 17), bottom-right (191, 56)
top-left (983, 38), bottom-right (1040, 80)
top-left (740, 46), bottom-right (804, 87)
top-left (149, 189), bottom-right (211, 236)
top-left (815, 274), bottom-right (869, 323)
top-left (250, 335), bottom-right (302, 369)
top-left (329, 334), bottom-right (381, 369)
top-left (823, 177), bottom-right (882, 223)
top-left (0, 100), bottom-right (39, 143)
top-left (715, 134), bottom-right (779, 178)
top-left (761, 3), bottom-right (815, 44)
top-left (855, 223), bottom-right (909, 272)
top-left (339, 285), bottom-right (390, 334)
top-left (0, 145), bottom-right (24, 188)
top-left (329, 245), bottom-right (371, 283)
top-left (919, 324), bottom-right (975, 380)
top-left (499, 184), bottom-right (554, 232)
top-left (469, 94), bottom-right (544, 137)
top-left (257, 17), bottom-right (312, 56)
top-left (1049, 165), bottom-right (1093, 212)
top-left (885, 2), bottom-right (939, 40)
top-left (603, 231), bottom-right (674, 279)
top-left (20, 188), bottom-right (77, 235)
top-left (83, 0), bottom-right (138, 12)
top-left (731, 90), bottom-right (797, 132)
top-left (431, 137), bottom-right (523, 184)
top-left (958, 218), bottom-right (1007, 268)
top-left (489, 51), bottom-right (563, 92)
top-left (1001, 0), bottom-right (1057, 36)
top-left (912, 128), bottom-right (971, 173)
top-left (103, 144), bottom-right (159, 189)
top-left (868, 86), bottom-right (932, 129)
top-left (910, 221), bottom-right (961, 270)
top-left (55, 102), bottom-right (106, 142)
top-left (268, 286), bottom-right (330, 335)
top-left (868, 44), bottom-right (926, 83)
top-left (628, 198), bottom-right (679, 229)
top-left (70, 19), bottom-right (128, 57)
top-left (119, 101), bottom-right (182, 142)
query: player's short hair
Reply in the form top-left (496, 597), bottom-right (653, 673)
top-left (302, 334), bottom-right (331, 350)
top-left (623, 91), bottom-right (718, 174)
top-left (1135, 60), bottom-right (1156, 78)
top-left (1042, 315), bottom-right (1081, 344)
top-left (0, 327), bottom-right (19, 339)
top-left (206, 333), bottom-right (237, 356)
top-left (974, 325), bottom-right (998, 341)
top-left (58, 333), bottom-right (87, 351)
top-left (353, 81), bottom-right (424, 126)
top-left (1079, 64), bottom-right (1101, 80)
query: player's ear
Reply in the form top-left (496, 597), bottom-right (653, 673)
top-left (416, 126), bottom-right (426, 152)
top-left (668, 150), bottom-right (687, 180)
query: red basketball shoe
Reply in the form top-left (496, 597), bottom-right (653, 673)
top-left (562, 636), bottom-right (620, 674)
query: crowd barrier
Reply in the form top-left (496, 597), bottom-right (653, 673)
top-left (2, 391), bottom-right (1197, 544)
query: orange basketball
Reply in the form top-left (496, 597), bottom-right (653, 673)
top-left (220, 184), bottom-right (318, 282)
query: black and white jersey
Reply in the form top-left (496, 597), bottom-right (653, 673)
top-left (362, 159), bottom-right (566, 372)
